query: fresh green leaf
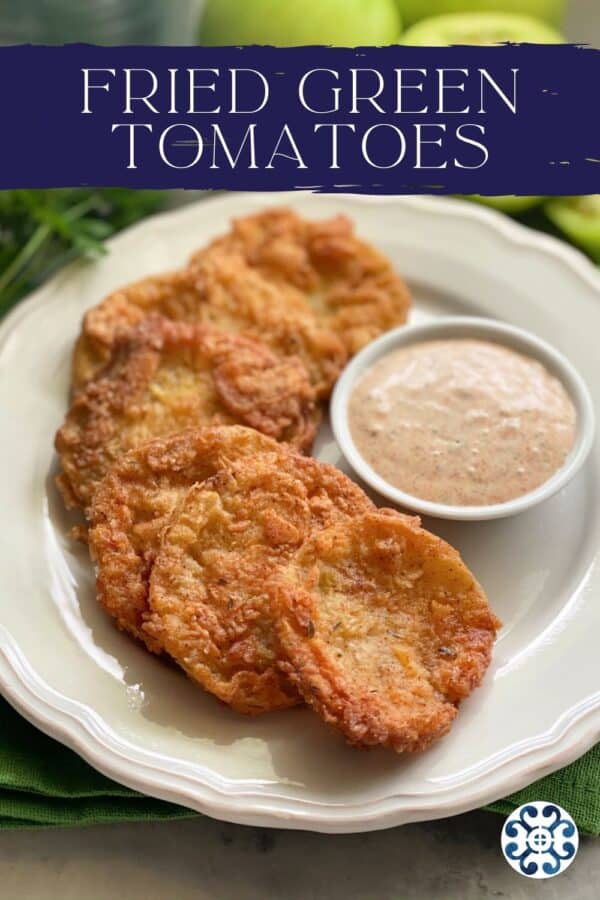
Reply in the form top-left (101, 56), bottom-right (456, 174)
top-left (0, 189), bottom-right (165, 314)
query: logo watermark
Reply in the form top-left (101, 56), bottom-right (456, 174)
top-left (501, 801), bottom-right (578, 879)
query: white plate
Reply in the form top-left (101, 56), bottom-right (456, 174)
top-left (0, 193), bottom-right (599, 834)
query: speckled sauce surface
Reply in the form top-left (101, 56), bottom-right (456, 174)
top-left (348, 339), bottom-right (576, 507)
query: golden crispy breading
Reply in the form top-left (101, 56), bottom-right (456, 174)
top-left (271, 513), bottom-right (500, 752)
top-left (88, 426), bottom-right (285, 652)
top-left (57, 316), bottom-right (318, 510)
top-left (145, 453), bottom-right (375, 715)
top-left (72, 253), bottom-right (346, 398)
top-left (72, 269), bottom-right (194, 387)
top-left (191, 207), bottom-right (412, 356)
top-left (188, 250), bottom-right (345, 397)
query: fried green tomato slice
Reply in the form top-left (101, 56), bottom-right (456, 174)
top-left (189, 207), bottom-right (412, 357)
top-left (144, 453), bottom-right (375, 715)
top-left (88, 426), bottom-right (286, 652)
top-left (57, 315), bottom-right (319, 511)
top-left (72, 251), bottom-right (346, 399)
top-left (271, 512), bottom-right (500, 752)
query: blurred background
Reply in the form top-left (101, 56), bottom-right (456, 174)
top-left (0, 0), bottom-right (598, 311)
top-left (0, 0), bottom-right (598, 47)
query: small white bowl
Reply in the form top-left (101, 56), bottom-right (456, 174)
top-left (331, 317), bottom-right (596, 521)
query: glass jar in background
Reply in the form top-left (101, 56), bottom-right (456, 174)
top-left (0, 0), bottom-right (199, 45)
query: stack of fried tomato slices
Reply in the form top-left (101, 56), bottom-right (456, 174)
top-left (54, 207), bottom-right (499, 752)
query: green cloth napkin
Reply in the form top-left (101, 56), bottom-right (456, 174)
top-left (1, 696), bottom-right (598, 833)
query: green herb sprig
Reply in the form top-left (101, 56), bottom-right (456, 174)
top-left (0, 189), bottom-right (165, 313)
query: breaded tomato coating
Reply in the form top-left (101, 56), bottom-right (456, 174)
top-left (88, 426), bottom-right (285, 651)
top-left (191, 207), bottom-right (412, 356)
top-left (271, 513), bottom-right (500, 752)
top-left (72, 268), bottom-right (195, 387)
top-left (72, 252), bottom-right (346, 398)
top-left (145, 453), bottom-right (375, 715)
top-left (57, 316), bottom-right (318, 510)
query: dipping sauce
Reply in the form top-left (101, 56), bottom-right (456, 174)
top-left (348, 339), bottom-right (577, 507)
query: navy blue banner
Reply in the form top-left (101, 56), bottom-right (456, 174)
top-left (0, 43), bottom-right (598, 194)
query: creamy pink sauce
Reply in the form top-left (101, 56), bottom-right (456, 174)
top-left (348, 339), bottom-right (576, 506)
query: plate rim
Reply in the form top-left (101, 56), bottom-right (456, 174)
top-left (1, 192), bottom-right (599, 833)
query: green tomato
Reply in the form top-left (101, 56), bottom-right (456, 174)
top-left (199, 0), bottom-right (402, 47)
top-left (545, 197), bottom-right (600, 262)
top-left (403, 11), bottom-right (563, 45)
top-left (404, 10), bottom-right (559, 216)
top-left (465, 195), bottom-right (544, 215)
top-left (395, 0), bottom-right (565, 29)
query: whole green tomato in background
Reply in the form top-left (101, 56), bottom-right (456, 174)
top-left (200, 0), bottom-right (401, 46)
top-left (545, 197), bottom-right (600, 262)
top-left (402, 11), bottom-right (563, 44)
top-left (394, 0), bottom-right (565, 28)
top-left (466, 195), bottom-right (543, 214)
top-left (403, 10), bottom-right (562, 214)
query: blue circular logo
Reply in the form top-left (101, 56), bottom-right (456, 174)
top-left (501, 802), bottom-right (578, 879)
